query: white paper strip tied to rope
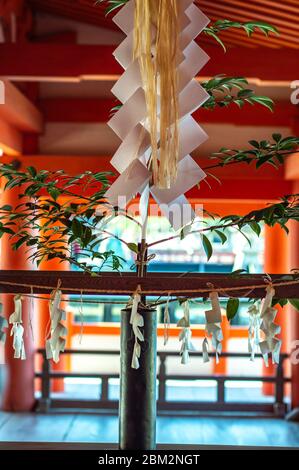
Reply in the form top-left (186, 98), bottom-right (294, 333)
top-left (248, 304), bottom-right (261, 361)
top-left (259, 285), bottom-right (282, 366)
top-left (129, 286), bottom-right (144, 369)
top-left (177, 300), bottom-right (196, 364)
top-left (106, 0), bottom-right (210, 231)
top-left (9, 294), bottom-right (26, 360)
top-left (46, 289), bottom-right (67, 364)
top-left (204, 291), bottom-right (223, 364)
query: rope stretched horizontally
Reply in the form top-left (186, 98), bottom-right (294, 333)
top-left (0, 278), bottom-right (299, 296)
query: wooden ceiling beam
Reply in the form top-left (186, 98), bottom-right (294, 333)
top-left (0, 43), bottom-right (296, 82)
top-left (39, 98), bottom-right (299, 128)
top-left (0, 120), bottom-right (23, 156)
top-left (0, 80), bottom-right (43, 133)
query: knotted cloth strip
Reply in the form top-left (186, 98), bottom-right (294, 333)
top-left (204, 291), bottom-right (223, 364)
top-left (259, 285), bottom-right (282, 366)
top-left (9, 294), bottom-right (26, 360)
top-left (46, 289), bottom-right (67, 363)
top-left (177, 300), bottom-right (196, 364)
top-left (248, 304), bottom-right (261, 361)
top-left (129, 286), bottom-right (144, 369)
top-left (106, 0), bottom-right (210, 231)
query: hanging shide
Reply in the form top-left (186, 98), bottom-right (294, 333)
top-left (134, 0), bottom-right (179, 189)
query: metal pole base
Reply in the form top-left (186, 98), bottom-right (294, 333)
top-left (119, 308), bottom-right (157, 450)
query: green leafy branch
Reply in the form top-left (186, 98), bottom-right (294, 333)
top-left (204, 19), bottom-right (279, 51)
top-left (202, 75), bottom-right (274, 112)
top-left (148, 194), bottom-right (299, 255)
top-left (207, 134), bottom-right (299, 171)
top-left (111, 75), bottom-right (274, 116)
top-left (95, 0), bottom-right (128, 16)
top-left (0, 164), bottom-right (125, 273)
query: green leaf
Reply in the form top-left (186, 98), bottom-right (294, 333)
top-left (27, 166), bottom-right (37, 177)
top-left (230, 269), bottom-right (248, 277)
top-left (13, 235), bottom-right (30, 250)
top-left (0, 205), bottom-right (12, 212)
top-left (71, 219), bottom-right (83, 238)
top-left (248, 96), bottom-right (274, 112)
top-left (249, 140), bottom-right (260, 149)
top-left (214, 229), bottom-right (227, 245)
top-left (202, 234), bottom-right (213, 261)
top-left (127, 242), bottom-right (138, 254)
top-left (48, 187), bottom-right (61, 201)
top-left (289, 299), bottom-right (299, 312)
top-left (273, 133), bottom-right (282, 143)
top-left (249, 221), bottom-right (261, 236)
top-left (226, 298), bottom-right (240, 321)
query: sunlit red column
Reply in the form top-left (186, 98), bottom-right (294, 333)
top-left (37, 218), bottom-right (69, 393)
top-left (288, 181), bottom-right (299, 409)
top-left (263, 224), bottom-right (288, 395)
top-left (0, 186), bottom-right (36, 411)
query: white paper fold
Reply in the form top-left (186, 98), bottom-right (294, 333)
top-left (9, 295), bottom-right (26, 360)
top-left (46, 289), bottom-right (67, 364)
top-left (106, 159), bottom-right (150, 208)
top-left (177, 301), bottom-right (196, 364)
top-left (151, 155), bottom-right (206, 205)
top-left (205, 292), bottom-right (223, 363)
top-left (130, 290), bottom-right (144, 369)
top-left (108, 0), bottom-right (210, 232)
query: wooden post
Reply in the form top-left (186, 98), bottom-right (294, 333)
top-left (119, 307), bottom-right (157, 450)
top-left (119, 199), bottom-right (158, 450)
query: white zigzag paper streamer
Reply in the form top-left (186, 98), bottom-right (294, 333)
top-left (259, 285), bottom-right (282, 366)
top-left (204, 291), bottom-right (223, 364)
top-left (9, 295), bottom-right (26, 360)
top-left (46, 289), bottom-right (67, 364)
top-left (106, 0), bottom-right (210, 231)
top-left (129, 289), bottom-right (144, 369)
top-left (177, 300), bottom-right (196, 364)
top-left (248, 304), bottom-right (261, 361)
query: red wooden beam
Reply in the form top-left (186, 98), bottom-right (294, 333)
top-left (0, 271), bottom-right (298, 298)
top-left (39, 97), bottom-right (299, 128)
top-left (186, 179), bottom-right (291, 200)
top-left (0, 44), bottom-right (296, 81)
top-left (39, 98), bottom-right (115, 123)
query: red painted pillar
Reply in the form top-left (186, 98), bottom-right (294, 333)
top-left (0, 187), bottom-right (36, 411)
top-left (37, 255), bottom-right (69, 392)
top-left (288, 181), bottom-right (299, 410)
top-left (263, 224), bottom-right (288, 395)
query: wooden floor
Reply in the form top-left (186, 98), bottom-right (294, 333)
top-left (0, 412), bottom-right (299, 448)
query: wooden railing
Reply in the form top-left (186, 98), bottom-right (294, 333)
top-left (35, 348), bottom-right (290, 416)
